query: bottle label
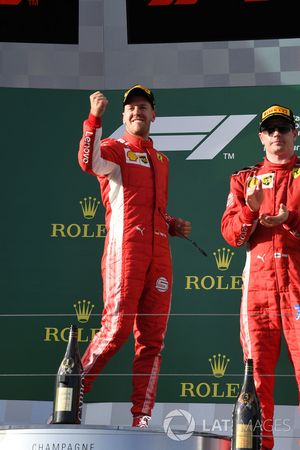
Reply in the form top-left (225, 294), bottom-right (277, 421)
top-left (61, 357), bottom-right (75, 374)
top-left (235, 423), bottom-right (253, 449)
top-left (238, 392), bottom-right (254, 405)
top-left (55, 387), bottom-right (73, 412)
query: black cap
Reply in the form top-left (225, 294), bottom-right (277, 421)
top-left (259, 104), bottom-right (296, 130)
top-left (123, 84), bottom-right (155, 109)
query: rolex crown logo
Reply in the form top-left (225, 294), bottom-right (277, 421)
top-left (209, 353), bottom-right (230, 378)
top-left (74, 300), bottom-right (95, 323)
top-left (80, 196), bottom-right (100, 219)
top-left (213, 248), bottom-right (234, 271)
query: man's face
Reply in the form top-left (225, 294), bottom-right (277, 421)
top-left (123, 95), bottom-right (155, 139)
top-left (259, 118), bottom-right (297, 159)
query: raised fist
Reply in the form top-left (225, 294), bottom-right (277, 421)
top-left (89, 91), bottom-right (108, 118)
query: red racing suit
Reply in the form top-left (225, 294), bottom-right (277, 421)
top-left (78, 113), bottom-right (176, 417)
top-left (221, 154), bottom-right (300, 450)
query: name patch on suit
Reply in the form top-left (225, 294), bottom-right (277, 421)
top-left (124, 148), bottom-right (151, 168)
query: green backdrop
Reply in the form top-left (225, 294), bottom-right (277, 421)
top-left (0, 85), bottom-right (299, 406)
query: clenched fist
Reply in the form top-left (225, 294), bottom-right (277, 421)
top-left (90, 91), bottom-right (108, 118)
top-left (175, 217), bottom-right (192, 238)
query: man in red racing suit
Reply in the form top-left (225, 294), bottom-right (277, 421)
top-left (78, 85), bottom-right (191, 427)
top-left (221, 104), bottom-right (300, 450)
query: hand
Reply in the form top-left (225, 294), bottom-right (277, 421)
top-left (175, 218), bottom-right (192, 238)
top-left (259, 203), bottom-right (289, 227)
top-left (90, 91), bottom-right (108, 118)
top-left (246, 178), bottom-right (263, 212)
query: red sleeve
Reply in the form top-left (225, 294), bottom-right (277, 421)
top-left (283, 210), bottom-right (300, 239)
top-left (78, 114), bottom-right (102, 175)
top-left (161, 211), bottom-right (179, 237)
top-left (221, 174), bottom-right (259, 247)
top-left (78, 114), bottom-right (121, 176)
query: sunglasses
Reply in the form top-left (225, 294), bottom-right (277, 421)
top-left (261, 125), bottom-right (293, 135)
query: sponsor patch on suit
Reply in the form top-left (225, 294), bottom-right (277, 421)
top-left (125, 148), bottom-right (151, 167)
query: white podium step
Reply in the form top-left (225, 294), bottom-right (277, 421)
top-left (0, 424), bottom-right (231, 450)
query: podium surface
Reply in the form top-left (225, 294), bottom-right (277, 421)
top-left (0, 424), bottom-right (231, 450)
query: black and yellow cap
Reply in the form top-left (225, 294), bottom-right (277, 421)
top-left (123, 84), bottom-right (155, 109)
top-left (259, 104), bottom-right (295, 130)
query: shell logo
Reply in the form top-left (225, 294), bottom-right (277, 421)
top-left (127, 151), bottom-right (138, 162)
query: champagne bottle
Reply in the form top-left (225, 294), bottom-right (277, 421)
top-left (231, 359), bottom-right (262, 450)
top-left (52, 324), bottom-right (84, 424)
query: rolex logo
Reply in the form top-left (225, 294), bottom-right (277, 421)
top-left (80, 197), bottom-right (100, 219)
top-left (209, 354), bottom-right (230, 378)
top-left (213, 248), bottom-right (234, 271)
top-left (50, 196), bottom-right (106, 239)
top-left (74, 300), bottom-right (95, 323)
